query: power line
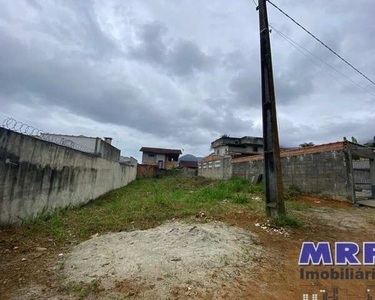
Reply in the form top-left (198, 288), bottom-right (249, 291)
top-left (267, 0), bottom-right (375, 87)
top-left (270, 26), bottom-right (342, 82)
top-left (250, 0), bottom-right (375, 97)
top-left (269, 25), bottom-right (375, 98)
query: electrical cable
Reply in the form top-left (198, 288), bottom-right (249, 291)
top-left (269, 25), bottom-right (375, 98)
top-left (267, 0), bottom-right (375, 87)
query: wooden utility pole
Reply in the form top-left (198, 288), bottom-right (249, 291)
top-left (258, 0), bottom-right (285, 217)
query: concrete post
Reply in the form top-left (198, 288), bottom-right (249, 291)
top-left (370, 159), bottom-right (375, 199)
top-left (258, 0), bottom-right (285, 217)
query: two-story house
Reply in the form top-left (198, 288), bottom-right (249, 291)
top-left (140, 147), bottom-right (182, 169)
top-left (211, 136), bottom-right (263, 156)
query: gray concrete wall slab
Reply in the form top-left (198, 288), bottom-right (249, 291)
top-left (0, 128), bottom-right (136, 225)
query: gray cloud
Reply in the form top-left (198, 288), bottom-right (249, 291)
top-left (0, 23), bottom-right (249, 143)
top-left (229, 66), bottom-right (314, 108)
top-left (229, 69), bottom-right (261, 107)
top-left (168, 40), bottom-right (213, 76)
top-left (129, 22), bottom-right (168, 64)
top-left (279, 116), bottom-right (375, 147)
top-left (129, 21), bottom-right (214, 76)
top-left (0, 0), bottom-right (374, 159)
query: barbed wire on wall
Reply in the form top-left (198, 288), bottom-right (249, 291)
top-left (2, 117), bottom-right (43, 136)
top-left (1, 117), bottom-right (95, 153)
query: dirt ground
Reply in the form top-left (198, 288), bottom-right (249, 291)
top-left (64, 221), bottom-right (262, 299)
top-left (1, 195), bottom-right (375, 299)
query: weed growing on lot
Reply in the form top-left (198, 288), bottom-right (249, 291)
top-left (232, 195), bottom-right (249, 204)
top-left (286, 201), bottom-right (312, 211)
top-left (271, 215), bottom-right (303, 228)
top-left (19, 176), bottom-right (309, 244)
top-left (197, 178), bottom-right (264, 202)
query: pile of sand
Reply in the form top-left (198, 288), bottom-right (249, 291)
top-left (64, 221), bottom-right (262, 298)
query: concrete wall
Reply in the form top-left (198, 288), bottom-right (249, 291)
top-left (346, 143), bottom-right (375, 199)
top-left (199, 142), bottom-right (353, 200)
top-left (96, 138), bottom-right (121, 162)
top-left (353, 160), bottom-right (370, 169)
top-left (0, 128), bottom-right (136, 225)
top-left (40, 134), bottom-right (121, 162)
top-left (137, 164), bottom-right (182, 178)
top-left (232, 149), bottom-right (351, 200)
top-left (40, 134), bottom-right (97, 152)
top-left (353, 160), bottom-right (371, 190)
top-left (198, 156), bottom-right (232, 180)
top-left (181, 167), bottom-right (198, 177)
top-left (120, 156), bottom-right (138, 166)
top-left (353, 168), bottom-right (371, 190)
top-left (214, 145), bottom-right (228, 156)
top-left (137, 164), bottom-right (157, 178)
top-left (142, 152), bottom-right (163, 165)
top-left (213, 145), bottom-right (263, 156)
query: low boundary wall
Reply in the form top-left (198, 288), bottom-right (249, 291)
top-left (198, 155), bottom-right (232, 180)
top-left (199, 142), bottom-right (354, 200)
top-left (137, 164), bottom-right (183, 178)
top-left (0, 127), bottom-right (137, 225)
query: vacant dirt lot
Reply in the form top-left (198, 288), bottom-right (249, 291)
top-left (0, 177), bottom-right (374, 299)
top-left (64, 221), bottom-right (262, 299)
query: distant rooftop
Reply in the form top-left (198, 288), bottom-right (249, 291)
top-left (140, 147), bottom-right (182, 155)
top-left (211, 136), bottom-right (263, 148)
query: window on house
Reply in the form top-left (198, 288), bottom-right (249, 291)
top-left (208, 162), bottom-right (213, 168)
top-left (253, 146), bottom-right (258, 152)
top-left (216, 149), bottom-right (220, 155)
top-left (214, 161), bottom-right (220, 168)
top-left (148, 154), bottom-right (155, 157)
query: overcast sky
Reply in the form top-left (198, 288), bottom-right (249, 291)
top-left (1, 0), bottom-right (374, 160)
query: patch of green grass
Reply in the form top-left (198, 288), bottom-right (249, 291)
top-left (232, 194), bottom-right (249, 204)
top-left (197, 186), bottom-right (230, 202)
top-left (226, 178), bottom-right (249, 192)
top-left (197, 178), bottom-right (264, 202)
top-left (271, 215), bottom-right (303, 228)
top-left (286, 201), bottom-right (312, 211)
top-left (19, 176), bottom-right (266, 244)
top-left (227, 178), bottom-right (265, 194)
